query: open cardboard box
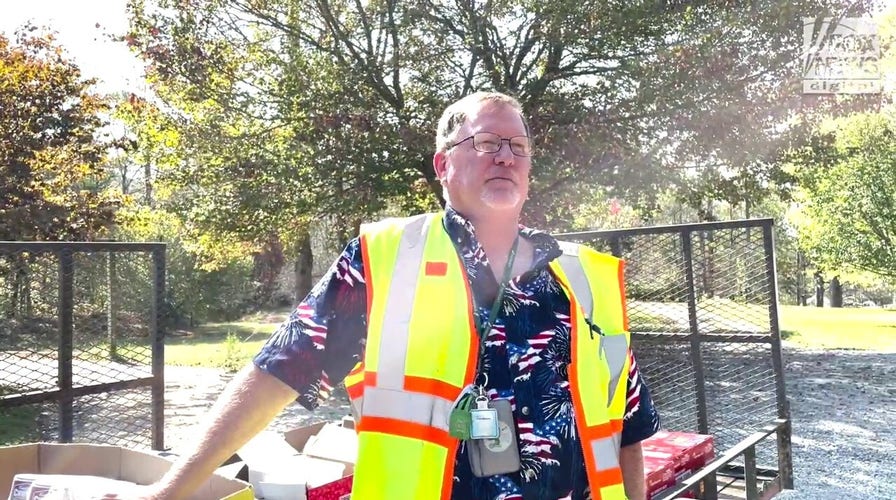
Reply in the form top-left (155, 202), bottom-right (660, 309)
top-left (230, 418), bottom-right (356, 500)
top-left (0, 443), bottom-right (252, 500)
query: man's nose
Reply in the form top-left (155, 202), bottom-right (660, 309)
top-left (494, 141), bottom-right (515, 166)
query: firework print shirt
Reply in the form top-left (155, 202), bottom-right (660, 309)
top-left (254, 208), bottom-right (660, 500)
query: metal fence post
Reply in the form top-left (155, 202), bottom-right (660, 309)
top-left (151, 247), bottom-right (166, 450)
top-left (107, 252), bottom-right (117, 360)
top-left (763, 223), bottom-right (794, 489)
top-left (58, 249), bottom-right (75, 442)
top-left (681, 230), bottom-right (717, 498)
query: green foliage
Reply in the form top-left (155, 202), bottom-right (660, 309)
top-left (0, 29), bottom-right (122, 240)
top-left (123, 0), bottom-right (866, 235)
top-left (788, 112), bottom-right (896, 280)
top-left (222, 331), bottom-right (243, 373)
top-left (115, 207), bottom-right (256, 324)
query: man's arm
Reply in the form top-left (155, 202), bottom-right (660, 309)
top-left (142, 365), bottom-right (297, 499)
top-left (619, 348), bottom-right (660, 500)
top-left (620, 442), bottom-right (645, 500)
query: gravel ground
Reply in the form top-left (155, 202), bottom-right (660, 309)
top-left (775, 347), bottom-right (896, 500)
top-left (156, 346), bottom-right (896, 499)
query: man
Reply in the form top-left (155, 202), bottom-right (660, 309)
top-left (143, 92), bottom-right (659, 499)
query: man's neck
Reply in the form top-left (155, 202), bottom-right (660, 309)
top-left (456, 207), bottom-right (520, 254)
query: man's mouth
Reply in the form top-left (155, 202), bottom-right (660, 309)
top-left (488, 176), bottom-right (514, 184)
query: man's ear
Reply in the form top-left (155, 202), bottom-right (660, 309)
top-left (433, 151), bottom-right (448, 181)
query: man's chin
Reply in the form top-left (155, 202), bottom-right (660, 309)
top-left (482, 192), bottom-right (523, 211)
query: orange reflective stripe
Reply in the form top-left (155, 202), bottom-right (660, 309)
top-left (456, 251), bottom-right (479, 387)
top-left (617, 259), bottom-right (629, 332)
top-left (346, 383), bottom-right (364, 400)
top-left (579, 421), bottom-right (622, 442)
top-left (404, 376), bottom-right (464, 402)
top-left (364, 371), bottom-right (377, 387)
top-left (566, 287), bottom-right (601, 486)
top-left (594, 467), bottom-right (624, 488)
top-left (356, 415), bottom-right (454, 450)
top-left (361, 234), bottom-right (374, 327)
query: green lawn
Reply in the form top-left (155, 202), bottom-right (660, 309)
top-left (165, 317), bottom-right (281, 371)
top-left (159, 302), bottom-right (895, 373)
top-left (779, 304), bottom-right (896, 352)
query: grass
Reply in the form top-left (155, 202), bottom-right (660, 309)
top-left (164, 314), bottom-right (286, 371)
top-left (0, 385), bottom-right (42, 445)
top-left (779, 304), bottom-right (896, 352)
top-left (159, 302), bottom-right (896, 373)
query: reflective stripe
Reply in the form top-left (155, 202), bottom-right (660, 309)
top-left (557, 252), bottom-right (594, 320)
top-left (603, 334), bottom-right (629, 405)
top-left (377, 214), bottom-right (431, 390)
top-left (591, 437), bottom-right (621, 471)
top-left (361, 386), bottom-right (454, 431)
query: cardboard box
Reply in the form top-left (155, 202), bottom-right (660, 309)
top-left (642, 431), bottom-right (714, 499)
top-left (643, 431), bottom-right (714, 482)
top-left (0, 443), bottom-right (252, 500)
top-left (233, 420), bottom-right (356, 500)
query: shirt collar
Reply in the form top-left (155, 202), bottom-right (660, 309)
top-left (442, 206), bottom-right (562, 269)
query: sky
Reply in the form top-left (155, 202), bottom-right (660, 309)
top-left (0, 0), bottom-right (144, 93)
top-left (2, 0), bottom-right (894, 96)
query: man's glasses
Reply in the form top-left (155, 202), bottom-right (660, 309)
top-left (448, 132), bottom-right (533, 157)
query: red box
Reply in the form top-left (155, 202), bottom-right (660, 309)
top-left (644, 453), bottom-right (676, 499)
top-left (307, 474), bottom-right (353, 500)
top-left (642, 431), bottom-right (714, 499)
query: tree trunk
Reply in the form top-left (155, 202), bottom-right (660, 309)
top-left (144, 163), bottom-right (153, 207)
top-left (252, 234), bottom-right (285, 308)
top-left (829, 276), bottom-right (843, 308)
top-left (814, 271), bottom-right (825, 307)
top-left (294, 228), bottom-right (313, 303)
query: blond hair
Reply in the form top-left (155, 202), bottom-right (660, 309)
top-left (435, 92), bottom-right (529, 152)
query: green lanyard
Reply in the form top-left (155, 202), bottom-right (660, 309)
top-left (471, 235), bottom-right (519, 387)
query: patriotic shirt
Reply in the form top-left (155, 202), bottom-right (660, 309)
top-left (255, 208), bottom-right (660, 500)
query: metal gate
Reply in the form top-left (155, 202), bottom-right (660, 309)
top-left (0, 242), bottom-right (166, 450)
top-left (558, 218), bottom-right (793, 499)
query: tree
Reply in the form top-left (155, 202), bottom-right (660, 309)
top-left (120, 0), bottom-right (875, 307)
top-left (789, 111), bottom-right (896, 280)
top-left (0, 28), bottom-right (122, 241)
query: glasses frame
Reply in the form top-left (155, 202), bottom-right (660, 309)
top-left (448, 132), bottom-right (533, 157)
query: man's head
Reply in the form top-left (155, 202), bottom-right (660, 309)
top-left (433, 92), bottom-right (532, 219)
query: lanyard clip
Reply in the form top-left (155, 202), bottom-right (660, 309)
top-left (585, 319), bottom-right (603, 339)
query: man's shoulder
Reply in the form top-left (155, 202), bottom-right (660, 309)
top-left (360, 212), bottom-right (438, 235)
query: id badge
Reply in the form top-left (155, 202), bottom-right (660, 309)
top-left (470, 397), bottom-right (500, 440)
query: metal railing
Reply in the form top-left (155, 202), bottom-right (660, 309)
top-left (0, 242), bottom-right (166, 450)
top-left (558, 218), bottom-right (793, 498)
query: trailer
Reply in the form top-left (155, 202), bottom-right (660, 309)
top-left (559, 218), bottom-right (794, 500)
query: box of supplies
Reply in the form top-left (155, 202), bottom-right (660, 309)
top-left (231, 419), bottom-right (356, 500)
top-left (642, 431), bottom-right (714, 499)
top-left (0, 443), bottom-right (252, 500)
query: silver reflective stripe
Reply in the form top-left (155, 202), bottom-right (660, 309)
top-left (375, 214), bottom-right (431, 390)
top-left (590, 437), bottom-right (620, 470)
top-left (361, 386), bottom-right (453, 431)
top-left (603, 335), bottom-right (629, 405)
top-left (350, 397), bottom-right (363, 424)
top-left (556, 243), bottom-right (594, 318)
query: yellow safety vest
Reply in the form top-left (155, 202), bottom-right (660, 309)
top-left (348, 212), bottom-right (631, 500)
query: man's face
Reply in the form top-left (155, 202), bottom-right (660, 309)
top-left (434, 102), bottom-right (531, 215)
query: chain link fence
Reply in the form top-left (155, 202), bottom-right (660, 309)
top-left (0, 242), bottom-right (165, 450)
top-left (559, 218), bottom-right (792, 487)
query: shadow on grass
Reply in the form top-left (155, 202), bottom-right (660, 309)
top-left (780, 329), bottom-right (798, 340)
top-left (0, 386), bottom-right (43, 445)
top-left (167, 321), bottom-right (276, 347)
